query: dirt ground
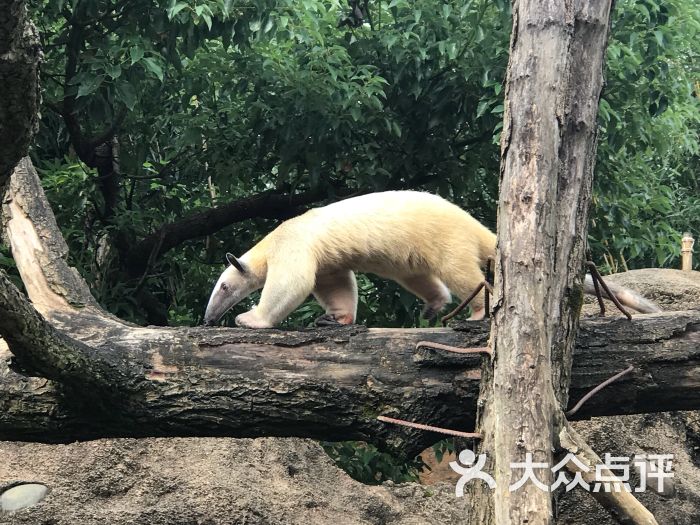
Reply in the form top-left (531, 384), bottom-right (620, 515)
top-left (1, 269), bottom-right (699, 524)
top-left (0, 437), bottom-right (477, 525)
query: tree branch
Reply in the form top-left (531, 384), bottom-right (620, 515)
top-left (1, 159), bottom-right (700, 462)
top-left (124, 187), bottom-right (345, 276)
top-left (560, 424), bottom-right (658, 525)
top-left (0, 271), bottom-right (126, 393)
top-left (1, 157), bottom-right (100, 313)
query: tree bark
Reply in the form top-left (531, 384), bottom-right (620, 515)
top-left (0, 3), bottom-right (682, 523)
top-left (1, 311), bottom-right (699, 452)
top-left (123, 187), bottom-right (342, 277)
top-left (0, 0), bottom-right (41, 184)
top-left (1, 158), bottom-right (699, 462)
top-left (464, 1), bottom-right (650, 524)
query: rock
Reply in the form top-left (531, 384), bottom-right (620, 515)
top-left (582, 268), bottom-right (700, 316)
top-left (0, 483), bottom-right (48, 513)
top-left (558, 412), bottom-right (700, 524)
top-left (420, 269), bottom-right (700, 524)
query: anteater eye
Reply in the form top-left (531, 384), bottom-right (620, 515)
top-left (221, 283), bottom-right (228, 292)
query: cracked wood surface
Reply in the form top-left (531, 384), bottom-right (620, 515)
top-left (462, 1), bottom-right (645, 523)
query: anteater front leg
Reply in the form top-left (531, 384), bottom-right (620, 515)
top-left (235, 256), bottom-right (317, 328)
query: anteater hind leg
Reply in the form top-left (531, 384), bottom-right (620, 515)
top-left (313, 270), bottom-right (358, 326)
top-left (442, 262), bottom-right (487, 321)
top-left (396, 274), bottom-right (452, 320)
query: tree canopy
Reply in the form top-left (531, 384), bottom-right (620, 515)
top-left (5, 0), bottom-right (697, 327)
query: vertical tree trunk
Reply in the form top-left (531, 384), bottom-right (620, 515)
top-left (0, 0), bottom-right (41, 184)
top-left (467, 1), bottom-right (615, 523)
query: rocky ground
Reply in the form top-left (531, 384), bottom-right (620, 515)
top-left (0, 437), bottom-right (475, 525)
top-left (558, 410), bottom-right (700, 525)
top-left (1, 269), bottom-right (698, 524)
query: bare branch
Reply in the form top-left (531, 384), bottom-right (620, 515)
top-left (559, 424), bottom-right (658, 525)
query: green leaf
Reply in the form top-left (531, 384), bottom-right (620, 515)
top-left (141, 57), bottom-right (164, 81)
top-left (129, 46), bottom-right (144, 65)
top-left (446, 42), bottom-right (457, 60)
top-left (105, 64), bottom-right (121, 79)
top-left (115, 81), bottom-right (137, 110)
top-left (77, 74), bottom-right (104, 98)
top-left (0, 254), bottom-right (16, 267)
top-left (637, 3), bottom-right (650, 21)
top-left (167, 2), bottom-right (188, 19)
top-left (653, 30), bottom-right (664, 47)
top-left (202, 12), bottom-right (212, 30)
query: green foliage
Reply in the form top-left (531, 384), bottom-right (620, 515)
top-left (591, 0), bottom-right (700, 271)
top-left (29, 0), bottom-right (699, 326)
top-left (432, 438), bottom-right (456, 463)
top-left (31, 0), bottom-right (509, 327)
top-left (322, 441), bottom-right (425, 484)
top-left (0, 245), bottom-right (23, 292)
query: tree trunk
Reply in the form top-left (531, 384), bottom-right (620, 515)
top-left (0, 0), bottom-right (41, 183)
top-left (464, 1), bottom-right (658, 524)
top-left (0, 3), bottom-right (682, 522)
top-left (1, 159), bottom-right (699, 463)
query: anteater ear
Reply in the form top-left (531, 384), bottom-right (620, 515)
top-left (225, 252), bottom-right (246, 274)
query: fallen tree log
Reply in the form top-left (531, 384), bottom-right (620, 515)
top-left (2, 310), bottom-right (699, 456)
top-left (1, 159), bottom-right (699, 458)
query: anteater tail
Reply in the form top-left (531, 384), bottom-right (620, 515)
top-left (583, 274), bottom-right (662, 314)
